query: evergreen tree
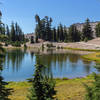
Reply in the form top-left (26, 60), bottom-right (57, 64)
top-left (57, 26), bottom-right (60, 42)
top-left (35, 15), bottom-right (53, 42)
top-left (31, 36), bottom-right (34, 44)
top-left (84, 73), bottom-right (100, 100)
top-left (10, 22), bottom-right (24, 42)
top-left (68, 24), bottom-right (80, 42)
top-left (28, 56), bottom-right (56, 100)
top-left (95, 22), bottom-right (100, 37)
top-left (6, 25), bottom-right (10, 37)
top-left (63, 26), bottom-right (68, 42)
top-left (82, 18), bottom-right (93, 41)
top-left (35, 14), bottom-right (41, 40)
top-left (10, 22), bottom-right (16, 41)
top-left (0, 11), bottom-right (10, 100)
top-left (44, 16), bottom-right (52, 41)
top-left (1, 24), bottom-right (5, 35)
top-left (0, 44), bottom-right (10, 100)
top-left (0, 11), bottom-right (5, 35)
top-left (52, 27), bottom-right (57, 42)
top-left (59, 24), bottom-right (64, 42)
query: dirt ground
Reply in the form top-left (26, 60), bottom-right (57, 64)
top-left (26, 38), bottom-right (100, 50)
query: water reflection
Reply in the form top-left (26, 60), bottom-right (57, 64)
top-left (39, 53), bottom-right (95, 77)
top-left (4, 49), bottom-right (27, 72)
top-left (2, 49), bottom-right (98, 81)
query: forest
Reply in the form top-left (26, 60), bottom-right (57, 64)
top-left (35, 14), bottom-right (100, 43)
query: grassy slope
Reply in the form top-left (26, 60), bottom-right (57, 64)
top-left (64, 47), bottom-right (100, 62)
top-left (82, 53), bottom-right (100, 62)
top-left (65, 47), bottom-right (100, 52)
top-left (7, 75), bottom-right (94, 100)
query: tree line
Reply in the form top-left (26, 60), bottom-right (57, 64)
top-left (0, 22), bottom-right (25, 42)
top-left (35, 15), bottom-right (100, 43)
top-left (0, 11), bottom-right (26, 47)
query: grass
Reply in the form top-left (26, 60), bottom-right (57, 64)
top-left (65, 47), bottom-right (100, 62)
top-left (82, 53), bottom-right (100, 62)
top-left (7, 75), bottom-right (94, 100)
top-left (65, 47), bottom-right (100, 52)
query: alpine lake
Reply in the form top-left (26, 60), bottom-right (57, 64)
top-left (2, 48), bottom-right (99, 81)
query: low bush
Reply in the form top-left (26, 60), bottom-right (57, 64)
top-left (12, 41), bottom-right (21, 47)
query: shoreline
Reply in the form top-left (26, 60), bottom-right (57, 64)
top-left (3, 38), bottom-right (100, 62)
top-left (7, 74), bottom-right (94, 100)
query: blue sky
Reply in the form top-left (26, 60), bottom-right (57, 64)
top-left (1, 0), bottom-right (100, 34)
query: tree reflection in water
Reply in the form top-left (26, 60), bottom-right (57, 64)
top-left (4, 49), bottom-right (27, 72)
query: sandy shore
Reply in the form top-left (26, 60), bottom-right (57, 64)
top-left (2, 38), bottom-right (100, 52)
top-left (25, 38), bottom-right (100, 50)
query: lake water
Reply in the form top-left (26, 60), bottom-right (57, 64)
top-left (2, 49), bottom-right (99, 81)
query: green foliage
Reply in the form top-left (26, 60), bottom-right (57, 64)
top-left (28, 56), bottom-right (56, 100)
top-left (95, 22), bottom-right (100, 37)
top-left (5, 42), bottom-right (8, 46)
top-left (84, 37), bottom-right (88, 42)
top-left (84, 72), bottom-right (100, 100)
top-left (0, 44), bottom-right (11, 100)
top-left (35, 15), bottom-right (53, 42)
top-left (31, 36), bottom-right (34, 44)
top-left (35, 15), bottom-right (95, 43)
top-left (82, 18), bottom-right (93, 41)
top-left (24, 44), bottom-right (27, 48)
top-left (0, 35), bottom-right (9, 42)
top-left (46, 43), bottom-right (53, 48)
top-left (12, 41), bottom-right (21, 47)
top-left (0, 18), bottom-right (25, 46)
top-left (68, 24), bottom-right (81, 42)
top-left (10, 22), bottom-right (24, 42)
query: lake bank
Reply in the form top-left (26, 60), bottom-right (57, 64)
top-left (82, 53), bottom-right (100, 62)
top-left (2, 38), bottom-right (100, 51)
top-left (7, 75), bottom-right (94, 100)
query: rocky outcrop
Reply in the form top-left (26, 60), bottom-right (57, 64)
top-left (74, 21), bottom-right (100, 37)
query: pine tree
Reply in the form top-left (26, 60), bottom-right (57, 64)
top-left (52, 27), bottom-right (57, 42)
top-left (63, 26), bottom-right (68, 42)
top-left (10, 22), bottom-right (16, 41)
top-left (59, 24), bottom-right (64, 42)
top-left (0, 44), bottom-right (10, 100)
top-left (45, 16), bottom-right (52, 41)
top-left (35, 15), bottom-right (53, 42)
top-left (6, 25), bottom-right (10, 37)
top-left (57, 26), bottom-right (60, 42)
top-left (28, 56), bottom-right (56, 100)
top-left (68, 24), bottom-right (80, 42)
top-left (82, 18), bottom-right (93, 41)
top-left (0, 11), bottom-right (5, 35)
top-left (95, 22), bottom-right (100, 37)
top-left (35, 14), bottom-right (41, 40)
top-left (0, 11), bottom-right (10, 100)
top-left (31, 36), bottom-right (34, 44)
top-left (84, 73), bottom-right (100, 100)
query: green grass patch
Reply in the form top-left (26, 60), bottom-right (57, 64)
top-left (82, 53), bottom-right (100, 62)
top-left (7, 75), bottom-right (94, 100)
top-left (64, 47), bottom-right (100, 52)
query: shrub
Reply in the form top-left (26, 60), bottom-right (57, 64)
top-left (84, 37), bottom-right (88, 42)
top-left (5, 42), bottom-right (8, 46)
top-left (12, 41), bottom-right (21, 47)
top-left (24, 44), bottom-right (27, 48)
top-left (46, 43), bottom-right (53, 48)
top-left (62, 77), bottom-right (69, 80)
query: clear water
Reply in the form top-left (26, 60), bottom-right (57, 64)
top-left (2, 49), bottom-right (99, 81)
